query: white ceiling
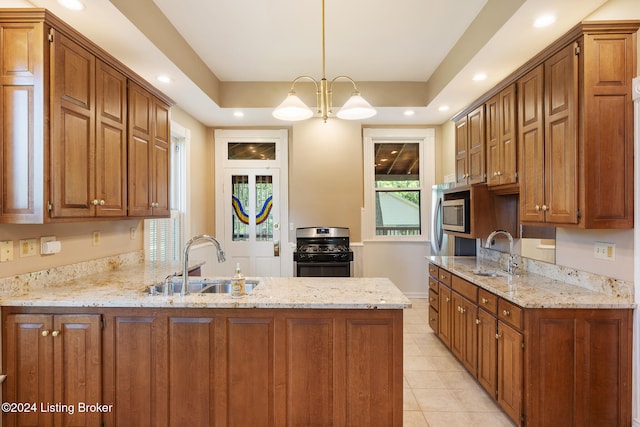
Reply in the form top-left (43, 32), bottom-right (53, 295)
top-left (16, 0), bottom-right (615, 126)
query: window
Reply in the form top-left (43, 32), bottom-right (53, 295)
top-left (363, 129), bottom-right (435, 240)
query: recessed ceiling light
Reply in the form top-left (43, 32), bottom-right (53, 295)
top-left (473, 73), bottom-right (487, 81)
top-left (233, 111), bottom-right (244, 118)
top-left (157, 75), bottom-right (172, 84)
top-left (534, 14), bottom-right (556, 28)
top-left (438, 105), bottom-right (450, 112)
top-left (403, 110), bottom-right (415, 116)
top-left (57, 0), bottom-right (85, 10)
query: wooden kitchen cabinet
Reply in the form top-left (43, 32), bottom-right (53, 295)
top-left (430, 264), bottom-right (633, 426)
top-left (0, 20), bottom-right (45, 223)
top-left (0, 9), bottom-right (173, 223)
top-left (486, 84), bottom-right (517, 189)
top-left (99, 307), bottom-right (403, 427)
top-left (128, 82), bottom-right (171, 217)
top-left (454, 105), bottom-right (485, 186)
top-left (518, 23), bottom-right (637, 228)
top-left (3, 313), bottom-right (102, 427)
top-left (50, 31), bottom-right (128, 218)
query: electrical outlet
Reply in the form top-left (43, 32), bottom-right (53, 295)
top-left (594, 242), bottom-right (615, 261)
top-left (0, 240), bottom-right (13, 262)
top-left (92, 231), bottom-right (101, 246)
top-left (19, 239), bottom-right (37, 257)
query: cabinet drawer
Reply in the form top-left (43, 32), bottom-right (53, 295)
top-left (438, 269), bottom-right (452, 286)
top-left (428, 277), bottom-right (439, 292)
top-left (428, 306), bottom-right (439, 333)
top-left (428, 288), bottom-right (439, 310)
top-left (498, 299), bottom-right (523, 330)
top-left (428, 263), bottom-right (439, 279)
top-left (451, 275), bottom-right (478, 304)
top-left (478, 288), bottom-right (498, 315)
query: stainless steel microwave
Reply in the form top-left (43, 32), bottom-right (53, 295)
top-left (442, 198), bottom-right (469, 233)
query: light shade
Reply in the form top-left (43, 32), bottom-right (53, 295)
top-left (336, 94), bottom-right (377, 120)
top-left (272, 93), bottom-right (314, 121)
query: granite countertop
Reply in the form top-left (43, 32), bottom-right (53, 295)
top-left (0, 262), bottom-right (411, 310)
top-left (429, 256), bottom-right (635, 309)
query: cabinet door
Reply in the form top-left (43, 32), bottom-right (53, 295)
top-left (0, 22), bottom-right (45, 223)
top-left (438, 284), bottom-right (452, 347)
top-left (151, 99), bottom-right (170, 217)
top-left (53, 315), bottom-right (102, 427)
top-left (499, 84), bottom-right (517, 185)
top-left (454, 117), bottom-right (468, 185)
top-left (451, 292), bottom-right (477, 374)
top-left (497, 321), bottom-right (523, 424)
top-left (518, 65), bottom-right (545, 223)
top-left (485, 94), bottom-right (501, 187)
top-left (544, 42), bottom-right (578, 224)
top-left (477, 309), bottom-right (497, 399)
top-left (467, 105), bottom-right (485, 184)
top-left (50, 31), bottom-right (96, 218)
top-left (128, 82), bottom-right (153, 217)
top-left (95, 60), bottom-right (127, 216)
top-left (4, 314), bottom-right (54, 427)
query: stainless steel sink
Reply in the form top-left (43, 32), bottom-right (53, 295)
top-left (147, 278), bottom-right (259, 295)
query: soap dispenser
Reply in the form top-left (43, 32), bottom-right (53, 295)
top-left (231, 263), bottom-right (246, 298)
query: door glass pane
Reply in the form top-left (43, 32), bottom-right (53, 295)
top-left (232, 175), bottom-right (249, 241)
top-left (228, 142), bottom-right (276, 160)
top-left (256, 175), bottom-right (273, 242)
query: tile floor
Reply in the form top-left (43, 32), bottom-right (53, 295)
top-left (403, 298), bottom-right (516, 427)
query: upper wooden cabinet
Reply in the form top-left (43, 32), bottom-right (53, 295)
top-left (455, 105), bottom-right (485, 186)
top-left (0, 9), bottom-right (173, 224)
top-left (456, 21), bottom-right (638, 229)
top-left (486, 84), bottom-right (517, 189)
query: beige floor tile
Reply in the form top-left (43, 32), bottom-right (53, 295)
top-left (451, 387), bottom-right (502, 412)
top-left (403, 388), bottom-right (421, 410)
top-left (404, 371), bottom-right (446, 389)
top-left (412, 388), bottom-right (465, 413)
top-left (423, 411), bottom-right (473, 427)
top-left (404, 355), bottom-right (436, 371)
top-left (437, 370), bottom-right (483, 391)
top-left (467, 411), bottom-right (517, 426)
top-left (403, 410), bottom-right (431, 427)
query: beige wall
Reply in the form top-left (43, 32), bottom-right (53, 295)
top-left (288, 119), bottom-right (364, 242)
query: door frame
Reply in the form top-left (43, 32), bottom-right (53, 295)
top-left (214, 129), bottom-right (291, 277)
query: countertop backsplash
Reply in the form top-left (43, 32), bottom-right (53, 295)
top-left (479, 247), bottom-right (634, 299)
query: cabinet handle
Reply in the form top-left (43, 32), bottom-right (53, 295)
top-left (475, 319), bottom-right (481, 325)
top-left (92, 199), bottom-right (99, 206)
top-left (445, 297), bottom-right (450, 302)
top-left (496, 333), bottom-right (501, 340)
top-left (51, 330), bottom-right (60, 337)
top-left (541, 204), bottom-right (548, 212)
top-left (503, 309), bottom-right (511, 317)
top-left (99, 200), bottom-right (105, 206)
top-left (481, 298), bottom-right (489, 304)
top-left (461, 307), bottom-right (466, 314)
top-left (41, 330), bottom-right (50, 337)
top-left (493, 172), bottom-right (498, 176)
top-left (534, 204), bottom-right (540, 211)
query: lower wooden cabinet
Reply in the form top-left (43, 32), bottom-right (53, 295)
top-left (427, 263), bottom-right (633, 427)
top-left (101, 307), bottom-right (403, 427)
top-left (3, 313), bottom-right (102, 427)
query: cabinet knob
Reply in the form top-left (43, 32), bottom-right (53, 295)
top-left (41, 330), bottom-right (49, 337)
top-left (475, 319), bottom-right (481, 325)
top-left (92, 199), bottom-right (99, 206)
top-left (503, 309), bottom-right (511, 316)
top-left (445, 297), bottom-right (450, 302)
top-left (493, 172), bottom-right (498, 176)
top-left (496, 333), bottom-right (501, 340)
top-left (534, 204), bottom-right (540, 211)
top-left (541, 204), bottom-right (549, 212)
top-left (481, 298), bottom-right (489, 304)
top-left (51, 330), bottom-right (60, 337)
top-left (99, 200), bottom-right (105, 206)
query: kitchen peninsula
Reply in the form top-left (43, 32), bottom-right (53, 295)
top-left (1, 259), bottom-right (411, 427)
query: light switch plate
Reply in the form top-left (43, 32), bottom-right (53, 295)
top-left (0, 240), bottom-right (14, 262)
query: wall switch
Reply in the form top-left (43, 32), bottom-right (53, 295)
top-left (594, 242), bottom-right (615, 261)
top-left (0, 240), bottom-right (13, 262)
top-left (92, 231), bottom-right (101, 246)
top-left (19, 239), bottom-right (38, 257)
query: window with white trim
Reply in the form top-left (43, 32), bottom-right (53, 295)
top-left (363, 128), bottom-right (435, 240)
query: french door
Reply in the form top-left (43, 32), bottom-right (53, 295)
top-left (224, 169), bottom-right (281, 276)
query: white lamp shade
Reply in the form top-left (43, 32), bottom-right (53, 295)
top-left (336, 94), bottom-right (376, 120)
top-left (273, 93), bottom-right (314, 121)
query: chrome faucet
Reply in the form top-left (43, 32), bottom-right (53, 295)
top-left (484, 230), bottom-right (517, 274)
top-left (181, 234), bottom-right (226, 296)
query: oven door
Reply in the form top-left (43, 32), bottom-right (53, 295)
top-left (295, 261), bottom-right (351, 277)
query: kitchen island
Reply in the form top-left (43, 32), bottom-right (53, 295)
top-left (1, 262), bottom-right (411, 427)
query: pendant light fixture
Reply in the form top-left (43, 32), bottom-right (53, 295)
top-left (272, 0), bottom-right (376, 122)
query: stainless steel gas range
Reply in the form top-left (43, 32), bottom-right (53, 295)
top-left (293, 227), bottom-right (354, 277)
